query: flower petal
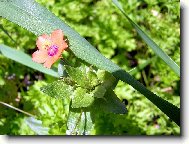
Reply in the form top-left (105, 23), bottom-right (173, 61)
top-left (55, 48), bottom-right (65, 60)
top-left (43, 56), bottom-right (57, 69)
top-left (32, 50), bottom-right (48, 63)
top-left (51, 29), bottom-right (64, 48)
top-left (51, 29), bottom-right (68, 58)
top-left (36, 34), bottom-right (51, 50)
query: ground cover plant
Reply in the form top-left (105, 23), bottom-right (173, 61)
top-left (0, 0), bottom-right (180, 135)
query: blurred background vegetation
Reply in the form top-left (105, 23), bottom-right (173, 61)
top-left (0, 0), bottom-right (180, 135)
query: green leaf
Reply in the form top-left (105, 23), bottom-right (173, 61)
top-left (67, 110), bottom-right (94, 135)
top-left (97, 70), bottom-right (116, 89)
top-left (0, 0), bottom-right (180, 126)
top-left (25, 117), bottom-right (49, 135)
top-left (112, 0), bottom-right (180, 77)
top-left (41, 79), bottom-right (73, 100)
top-left (92, 85), bottom-right (106, 99)
top-left (58, 60), bottom-right (68, 77)
top-left (72, 87), bottom-right (94, 108)
top-left (65, 65), bottom-right (101, 89)
top-left (65, 65), bottom-right (91, 89)
top-left (93, 89), bottom-right (127, 114)
top-left (0, 44), bottom-right (58, 77)
top-left (87, 70), bottom-right (100, 87)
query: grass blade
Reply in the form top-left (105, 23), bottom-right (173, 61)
top-left (0, 0), bottom-right (180, 125)
top-left (0, 44), bottom-right (58, 77)
top-left (112, 0), bottom-right (180, 77)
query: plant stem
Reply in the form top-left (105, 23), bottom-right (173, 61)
top-left (0, 101), bottom-right (35, 117)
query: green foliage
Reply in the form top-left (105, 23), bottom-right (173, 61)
top-left (112, 0), bottom-right (180, 76)
top-left (67, 111), bottom-right (94, 135)
top-left (65, 65), bottom-right (97, 89)
top-left (42, 64), bottom-right (126, 113)
top-left (115, 81), bottom-right (180, 135)
top-left (72, 87), bottom-right (94, 108)
top-left (41, 79), bottom-right (73, 100)
top-left (0, 0), bottom-right (179, 123)
top-left (0, 0), bottom-right (180, 135)
top-left (92, 89), bottom-right (127, 114)
top-left (41, 65), bottom-right (127, 135)
top-left (93, 113), bottom-right (144, 135)
top-left (22, 81), bottom-right (69, 135)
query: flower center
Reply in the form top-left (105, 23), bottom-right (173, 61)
top-left (43, 40), bottom-right (51, 50)
top-left (48, 45), bottom-right (58, 56)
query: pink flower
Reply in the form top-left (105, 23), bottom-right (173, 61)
top-left (32, 29), bottom-right (68, 68)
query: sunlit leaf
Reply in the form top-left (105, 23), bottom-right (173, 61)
top-left (25, 117), bottom-right (49, 135)
top-left (97, 70), bottom-right (116, 90)
top-left (41, 79), bottom-right (73, 100)
top-left (87, 70), bottom-right (100, 87)
top-left (92, 85), bottom-right (106, 99)
top-left (72, 87), bottom-right (94, 108)
top-left (67, 110), bottom-right (94, 135)
top-left (58, 60), bottom-right (68, 77)
top-left (65, 65), bottom-right (92, 89)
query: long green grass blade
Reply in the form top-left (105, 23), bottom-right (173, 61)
top-left (0, 0), bottom-right (180, 125)
top-left (0, 44), bottom-right (58, 77)
top-left (112, 0), bottom-right (180, 77)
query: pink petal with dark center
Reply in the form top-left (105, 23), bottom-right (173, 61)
top-left (51, 29), bottom-right (68, 58)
